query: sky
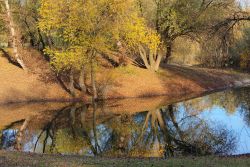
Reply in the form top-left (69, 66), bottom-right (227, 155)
top-left (238, 0), bottom-right (250, 7)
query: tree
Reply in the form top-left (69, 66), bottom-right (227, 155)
top-left (119, 14), bottom-right (163, 71)
top-left (15, 0), bottom-right (48, 52)
top-left (40, 0), bottom-right (129, 97)
top-left (3, 0), bottom-right (27, 70)
top-left (39, 0), bottom-right (164, 99)
top-left (138, 0), bottom-right (239, 63)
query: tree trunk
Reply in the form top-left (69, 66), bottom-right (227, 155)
top-left (92, 99), bottom-right (100, 154)
top-left (79, 67), bottom-right (87, 93)
top-left (164, 41), bottom-right (173, 63)
top-left (149, 52), bottom-right (156, 69)
top-left (80, 105), bottom-right (88, 127)
top-left (70, 104), bottom-right (77, 138)
top-left (16, 118), bottom-right (30, 151)
top-left (139, 45), bottom-right (152, 70)
top-left (4, 0), bottom-right (27, 71)
top-left (91, 53), bottom-right (98, 100)
top-left (168, 105), bottom-right (184, 141)
top-left (69, 69), bottom-right (75, 97)
top-left (45, 35), bottom-right (53, 48)
top-left (23, 19), bottom-right (36, 47)
top-left (37, 28), bottom-right (46, 51)
top-left (155, 0), bottom-right (161, 32)
top-left (155, 109), bottom-right (174, 156)
top-left (33, 17), bottom-right (47, 53)
top-left (154, 52), bottom-right (163, 71)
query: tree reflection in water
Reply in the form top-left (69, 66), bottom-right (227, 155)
top-left (0, 100), bottom-right (238, 158)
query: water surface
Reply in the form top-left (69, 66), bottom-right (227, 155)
top-left (1, 87), bottom-right (250, 158)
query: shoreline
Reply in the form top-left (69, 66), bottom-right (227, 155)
top-left (1, 74), bottom-right (250, 167)
top-left (0, 150), bottom-right (249, 167)
top-left (1, 79), bottom-right (250, 106)
top-left (2, 50), bottom-right (250, 105)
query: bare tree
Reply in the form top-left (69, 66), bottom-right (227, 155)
top-left (4, 0), bottom-right (27, 70)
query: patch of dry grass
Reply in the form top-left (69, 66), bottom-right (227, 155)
top-left (0, 150), bottom-right (250, 167)
top-left (0, 51), bottom-right (70, 104)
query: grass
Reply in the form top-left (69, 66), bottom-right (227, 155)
top-left (113, 65), bottom-right (137, 75)
top-left (0, 151), bottom-right (250, 167)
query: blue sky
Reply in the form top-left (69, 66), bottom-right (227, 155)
top-left (238, 0), bottom-right (250, 7)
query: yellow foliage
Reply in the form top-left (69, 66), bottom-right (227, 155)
top-left (120, 13), bottom-right (160, 53)
top-left (39, 0), bottom-right (161, 72)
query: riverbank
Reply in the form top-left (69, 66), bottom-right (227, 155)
top-left (0, 54), bottom-right (70, 104)
top-left (1, 51), bottom-right (250, 104)
top-left (0, 150), bottom-right (249, 167)
top-left (101, 64), bottom-right (250, 99)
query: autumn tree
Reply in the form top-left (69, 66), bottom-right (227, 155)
top-left (138, 0), bottom-right (239, 63)
top-left (39, 0), bottom-right (163, 98)
top-left (39, 0), bottom-right (92, 96)
top-left (40, 0), bottom-right (127, 98)
top-left (118, 12), bottom-right (163, 71)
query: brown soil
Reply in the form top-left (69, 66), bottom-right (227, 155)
top-left (101, 64), bottom-right (250, 99)
top-left (0, 52), bottom-right (70, 104)
top-left (1, 49), bottom-right (250, 104)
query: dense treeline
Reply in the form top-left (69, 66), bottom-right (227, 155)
top-left (0, 0), bottom-right (250, 98)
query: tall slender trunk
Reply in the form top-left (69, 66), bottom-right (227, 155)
top-left (91, 53), bottom-right (97, 100)
top-left (154, 52), bottom-right (163, 71)
top-left (164, 41), bottom-right (173, 63)
top-left (149, 52), bottom-right (156, 69)
top-left (137, 0), bottom-right (143, 15)
top-left (79, 67), bottom-right (87, 93)
top-left (155, 109), bottom-right (174, 157)
top-left (139, 46), bottom-right (151, 70)
top-left (80, 104), bottom-right (88, 128)
top-left (69, 69), bottom-right (75, 97)
top-left (92, 99), bottom-right (100, 154)
top-left (155, 0), bottom-right (161, 32)
top-left (4, 0), bottom-right (27, 71)
top-left (168, 105), bottom-right (184, 141)
top-left (37, 28), bottom-right (46, 51)
top-left (23, 18), bottom-right (35, 47)
top-left (16, 118), bottom-right (30, 151)
top-left (33, 17), bottom-right (47, 53)
top-left (70, 104), bottom-right (77, 138)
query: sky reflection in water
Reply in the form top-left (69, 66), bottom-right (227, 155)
top-left (1, 87), bottom-right (250, 157)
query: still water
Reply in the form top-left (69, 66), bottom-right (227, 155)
top-left (1, 87), bottom-right (250, 158)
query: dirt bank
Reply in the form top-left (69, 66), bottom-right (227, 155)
top-left (0, 54), bottom-right (70, 104)
top-left (100, 64), bottom-right (250, 99)
top-left (1, 51), bottom-right (250, 104)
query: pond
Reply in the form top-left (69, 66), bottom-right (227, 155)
top-left (0, 87), bottom-right (250, 158)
